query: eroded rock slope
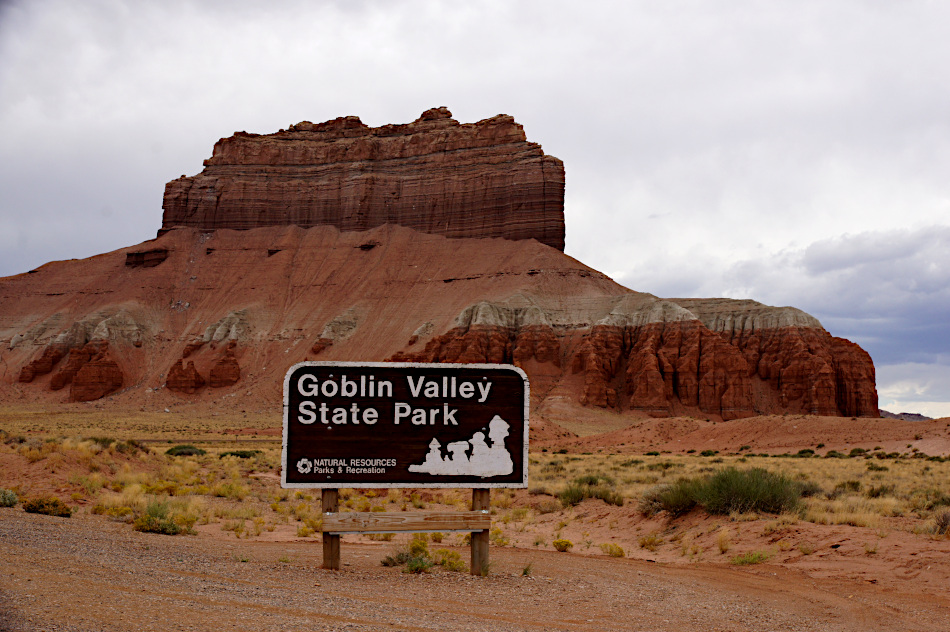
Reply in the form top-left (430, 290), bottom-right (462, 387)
top-left (1, 226), bottom-right (876, 418)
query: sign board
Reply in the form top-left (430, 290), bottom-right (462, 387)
top-left (282, 362), bottom-right (529, 488)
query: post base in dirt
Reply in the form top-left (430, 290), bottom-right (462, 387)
top-left (322, 489), bottom-right (340, 570)
top-left (471, 488), bottom-right (490, 576)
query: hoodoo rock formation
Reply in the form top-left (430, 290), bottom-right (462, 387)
top-left (1, 108), bottom-right (878, 422)
top-left (161, 107), bottom-right (566, 250)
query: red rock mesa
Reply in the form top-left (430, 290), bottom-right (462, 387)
top-left (2, 109), bottom-right (877, 420)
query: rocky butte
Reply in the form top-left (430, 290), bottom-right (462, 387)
top-left (0, 108), bottom-right (877, 423)
top-left (161, 106), bottom-right (566, 251)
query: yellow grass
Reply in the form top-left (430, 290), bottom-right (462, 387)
top-left (3, 411), bottom-right (949, 554)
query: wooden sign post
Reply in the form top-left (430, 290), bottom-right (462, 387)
top-left (282, 362), bottom-right (528, 576)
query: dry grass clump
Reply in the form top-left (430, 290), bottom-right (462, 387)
top-left (638, 532), bottom-right (663, 551)
top-left (731, 550), bottom-right (771, 565)
top-left (716, 528), bottom-right (732, 554)
top-left (600, 542), bottom-right (625, 557)
top-left (558, 475), bottom-right (624, 507)
top-left (929, 508), bottom-right (950, 536)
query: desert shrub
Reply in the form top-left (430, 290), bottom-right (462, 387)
top-left (576, 474), bottom-right (613, 486)
top-left (381, 546), bottom-right (412, 567)
top-left (731, 550), bottom-right (771, 565)
top-left (115, 439), bottom-right (149, 454)
top-left (366, 533), bottom-right (395, 542)
top-left (700, 450), bottom-right (717, 457)
top-left (836, 480), bottom-right (862, 493)
top-left (638, 532), bottom-right (663, 551)
top-left (641, 468), bottom-right (804, 517)
top-left (489, 527), bottom-right (510, 546)
top-left (220, 450), bottom-right (261, 459)
top-left (408, 534), bottom-right (430, 557)
top-left (212, 481), bottom-right (248, 500)
top-left (716, 528), bottom-right (732, 554)
top-left (165, 445), bottom-right (206, 457)
top-left (552, 538), bottom-right (573, 552)
top-left (0, 488), bottom-right (18, 507)
top-left (795, 449), bottom-right (815, 458)
top-left (144, 480), bottom-right (179, 495)
top-left (865, 484), bottom-right (895, 499)
top-left (639, 478), bottom-right (700, 516)
top-left (559, 476), bottom-right (624, 507)
top-left (133, 500), bottom-right (182, 535)
top-left (600, 542), bottom-right (625, 557)
top-left (91, 503), bottom-right (134, 521)
top-left (697, 468), bottom-right (803, 515)
top-left (433, 548), bottom-right (466, 572)
top-left (22, 495), bottom-right (71, 517)
top-left (382, 537), bottom-right (434, 573)
top-left (867, 462), bottom-right (889, 472)
top-left (533, 498), bottom-right (561, 514)
top-left (558, 484), bottom-right (587, 507)
top-left (589, 485), bottom-right (624, 506)
top-left (405, 555), bottom-right (433, 573)
top-left (933, 509), bottom-right (950, 536)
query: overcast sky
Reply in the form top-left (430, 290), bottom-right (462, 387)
top-left (1, 0), bottom-right (948, 417)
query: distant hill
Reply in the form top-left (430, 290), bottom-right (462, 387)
top-left (879, 409), bottom-right (932, 421)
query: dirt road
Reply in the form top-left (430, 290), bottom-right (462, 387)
top-left (2, 511), bottom-right (948, 631)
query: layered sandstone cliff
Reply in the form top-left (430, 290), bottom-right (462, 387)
top-left (392, 294), bottom-right (878, 420)
top-left (161, 107), bottom-right (566, 250)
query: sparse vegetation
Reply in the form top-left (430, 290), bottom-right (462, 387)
top-left (4, 417), bottom-right (949, 575)
top-left (600, 542), bottom-right (625, 557)
top-left (716, 528), bottom-right (732, 554)
top-left (638, 532), bottom-right (663, 551)
top-left (433, 548), bottom-right (467, 572)
top-left (220, 450), bottom-right (261, 459)
top-left (133, 500), bottom-right (184, 535)
top-left (0, 488), bottom-right (18, 507)
top-left (933, 509), bottom-right (950, 536)
top-left (23, 495), bottom-right (72, 517)
top-left (731, 550), bottom-right (771, 565)
top-left (166, 444), bottom-right (206, 457)
top-left (640, 468), bottom-right (805, 517)
top-left (558, 475), bottom-right (624, 507)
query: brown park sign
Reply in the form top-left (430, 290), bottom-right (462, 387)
top-left (282, 362), bottom-right (529, 488)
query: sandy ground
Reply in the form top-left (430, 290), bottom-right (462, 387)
top-left (3, 407), bottom-right (949, 630)
top-left (3, 510), bottom-right (949, 632)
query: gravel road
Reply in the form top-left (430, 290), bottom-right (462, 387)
top-left (2, 510), bottom-right (947, 631)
